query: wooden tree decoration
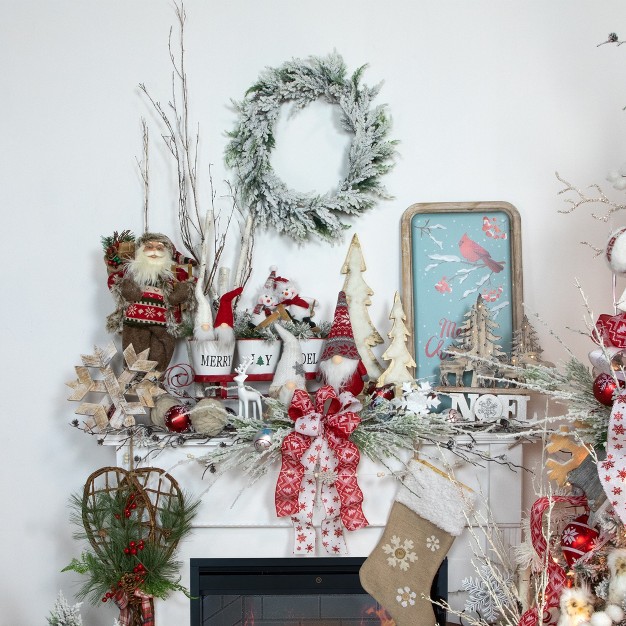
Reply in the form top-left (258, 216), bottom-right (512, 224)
top-left (341, 233), bottom-right (384, 378)
top-left (459, 296), bottom-right (505, 359)
top-left (446, 294), bottom-right (506, 387)
top-left (512, 315), bottom-right (542, 355)
top-left (377, 292), bottom-right (416, 392)
top-left (511, 314), bottom-right (552, 367)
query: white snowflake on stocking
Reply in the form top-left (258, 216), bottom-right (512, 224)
top-left (382, 535), bottom-right (418, 571)
top-left (396, 586), bottom-right (417, 608)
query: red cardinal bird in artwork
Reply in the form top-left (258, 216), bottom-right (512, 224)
top-left (458, 233), bottom-right (504, 273)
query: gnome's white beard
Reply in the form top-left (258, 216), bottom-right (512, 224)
top-left (319, 356), bottom-right (358, 392)
top-left (127, 248), bottom-right (174, 286)
top-left (194, 324), bottom-right (235, 349)
top-left (214, 324), bottom-right (235, 349)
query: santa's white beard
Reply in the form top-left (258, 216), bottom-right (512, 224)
top-left (127, 249), bottom-right (174, 286)
top-left (319, 357), bottom-right (358, 392)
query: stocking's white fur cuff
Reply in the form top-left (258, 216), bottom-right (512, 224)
top-left (395, 460), bottom-right (475, 536)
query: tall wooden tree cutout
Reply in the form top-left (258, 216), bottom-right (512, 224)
top-left (377, 292), bottom-right (416, 393)
top-left (341, 233), bottom-right (385, 378)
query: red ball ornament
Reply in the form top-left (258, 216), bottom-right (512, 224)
top-left (560, 514), bottom-right (598, 568)
top-left (367, 383), bottom-right (395, 405)
top-left (593, 372), bottom-right (620, 406)
top-left (164, 405), bottom-right (191, 433)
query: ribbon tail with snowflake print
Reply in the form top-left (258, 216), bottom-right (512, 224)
top-left (274, 386), bottom-right (367, 555)
top-left (598, 391), bottom-right (626, 524)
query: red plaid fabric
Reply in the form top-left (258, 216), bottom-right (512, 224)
top-left (114, 589), bottom-right (154, 626)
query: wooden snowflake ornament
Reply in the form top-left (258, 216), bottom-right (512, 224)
top-left (66, 342), bottom-right (164, 430)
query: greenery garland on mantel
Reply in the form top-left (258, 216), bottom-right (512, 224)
top-left (225, 52), bottom-right (398, 243)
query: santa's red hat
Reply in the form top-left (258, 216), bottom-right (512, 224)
top-left (320, 291), bottom-right (360, 362)
top-left (214, 286), bottom-right (243, 327)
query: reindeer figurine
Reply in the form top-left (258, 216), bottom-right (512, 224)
top-left (233, 356), bottom-right (264, 419)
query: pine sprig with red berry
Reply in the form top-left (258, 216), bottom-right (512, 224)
top-left (63, 484), bottom-right (198, 606)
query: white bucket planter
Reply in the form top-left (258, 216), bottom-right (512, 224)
top-left (189, 339), bottom-right (235, 378)
top-left (235, 339), bottom-right (282, 375)
top-left (300, 337), bottom-right (325, 374)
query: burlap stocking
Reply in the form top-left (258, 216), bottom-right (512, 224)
top-left (360, 460), bottom-right (474, 626)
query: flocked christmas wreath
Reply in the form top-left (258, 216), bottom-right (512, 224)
top-left (225, 52), bottom-right (397, 243)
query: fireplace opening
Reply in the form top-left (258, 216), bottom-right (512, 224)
top-left (190, 557), bottom-right (447, 625)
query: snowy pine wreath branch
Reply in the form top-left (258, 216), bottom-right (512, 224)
top-left (225, 52), bottom-right (397, 243)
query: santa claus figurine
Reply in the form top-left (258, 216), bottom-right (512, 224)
top-left (318, 291), bottom-right (368, 396)
top-left (106, 232), bottom-right (195, 373)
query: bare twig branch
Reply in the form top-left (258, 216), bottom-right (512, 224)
top-left (556, 171), bottom-right (626, 222)
top-left (136, 118), bottom-right (150, 233)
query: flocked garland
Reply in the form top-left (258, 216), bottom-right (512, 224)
top-left (225, 52), bottom-right (397, 243)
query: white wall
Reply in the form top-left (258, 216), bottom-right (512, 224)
top-left (3, 1), bottom-right (626, 624)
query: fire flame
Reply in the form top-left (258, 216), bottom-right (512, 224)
top-left (364, 606), bottom-right (395, 625)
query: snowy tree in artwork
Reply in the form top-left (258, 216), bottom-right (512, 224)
top-left (341, 233), bottom-right (384, 378)
top-left (377, 292), bottom-right (416, 391)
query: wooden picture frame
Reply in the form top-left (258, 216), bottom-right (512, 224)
top-left (401, 201), bottom-right (523, 385)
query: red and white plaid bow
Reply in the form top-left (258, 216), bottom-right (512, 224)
top-left (114, 588), bottom-right (154, 626)
top-left (275, 385), bottom-right (368, 554)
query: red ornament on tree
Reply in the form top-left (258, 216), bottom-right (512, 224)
top-left (593, 372), bottom-right (620, 406)
top-left (368, 383), bottom-right (396, 404)
top-left (164, 405), bottom-right (191, 433)
top-left (560, 514), bottom-right (598, 568)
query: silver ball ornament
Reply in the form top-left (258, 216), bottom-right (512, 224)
top-left (253, 427), bottom-right (274, 452)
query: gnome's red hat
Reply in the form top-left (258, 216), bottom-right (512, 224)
top-left (320, 291), bottom-right (361, 361)
top-left (214, 286), bottom-right (243, 327)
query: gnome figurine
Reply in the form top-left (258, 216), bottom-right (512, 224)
top-left (318, 291), bottom-right (369, 397)
top-left (193, 286), bottom-right (243, 349)
top-left (268, 323), bottom-right (306, 405)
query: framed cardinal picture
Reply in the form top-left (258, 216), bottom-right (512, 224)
top-left (401, 201), bottom-right (523, 386)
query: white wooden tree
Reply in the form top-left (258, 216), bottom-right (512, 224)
top-left (341, 233), bottom-right (384, 378)
top-left (377, 292), bottom-right (416, 391)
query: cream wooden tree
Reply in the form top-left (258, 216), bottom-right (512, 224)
top-left (341, 233), bottom-right (384, 378)
top-left (377, 292), bottom-right (416, 391)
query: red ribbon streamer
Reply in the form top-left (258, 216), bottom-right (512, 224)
top-left (517, 495), bottom-right (588, 626)
top-left (275, 386), bottom-right (368, 533)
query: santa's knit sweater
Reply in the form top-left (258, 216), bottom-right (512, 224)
top-left (108, 267), bottom-right (189, 327)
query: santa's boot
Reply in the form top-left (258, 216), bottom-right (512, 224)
top-left (360, 460), bottom-right (474, 626)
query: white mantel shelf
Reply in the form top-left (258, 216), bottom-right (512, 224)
top-left (99, 430), bottom-right (526, 623)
